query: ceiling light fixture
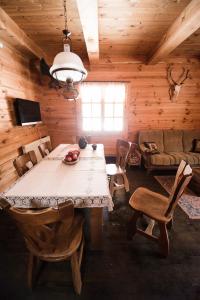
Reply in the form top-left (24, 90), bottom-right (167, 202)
top-left (50, 0), bottom-right (87, 100)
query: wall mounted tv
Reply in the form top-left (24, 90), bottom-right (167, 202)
top-left (14, 98), bottom-right (42, 126)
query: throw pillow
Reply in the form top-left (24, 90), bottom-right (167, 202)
top-left (144, 142), bottom-right (160, 154)
top-left (193, 139), bottom-right (200, 153)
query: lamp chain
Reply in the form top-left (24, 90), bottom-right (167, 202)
top-left (63, 0), bottom-right (68, 31)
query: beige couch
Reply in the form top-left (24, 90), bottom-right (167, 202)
top-left (139, 129), bottom-right (200, 172)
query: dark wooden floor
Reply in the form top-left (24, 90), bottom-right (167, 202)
top-left (0, 166), bottom-right (200, 300)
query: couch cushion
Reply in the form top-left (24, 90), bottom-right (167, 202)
top-left (139, 130), bottom-right (164, 152)
top-left (167, 152), bottom-right (200, 165)
top-left (183, 130), bottom-right (200, 152)
top-left (186, 152), bottom-right (200, 165)
top-left (163, 130), bottom-right (183, 152)
top-left (150, 153), bottom-right (176, 166)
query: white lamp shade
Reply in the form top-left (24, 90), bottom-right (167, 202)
top-left (50, 51), bottom-right (87, 83)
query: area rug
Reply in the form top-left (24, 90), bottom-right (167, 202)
top-left (154, 176), bottom-right (200, 220)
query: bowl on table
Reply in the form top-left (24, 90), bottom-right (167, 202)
top-left (62, 150), bottom-right (80, 165)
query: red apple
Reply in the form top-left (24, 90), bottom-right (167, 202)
top-left (68, 151), bottom-right (74, 157)
top-left (65, 155), bottom-right (72, 162)
top-left (73, 150), bottom-right (80, 155)
top-left (72, 154), bottom-right (78, 161)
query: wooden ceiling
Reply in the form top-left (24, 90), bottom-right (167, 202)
top-left (1, 0), bottom-right (200, 64)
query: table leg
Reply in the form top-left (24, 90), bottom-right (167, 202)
top-left (89, 207), bottom-right (103, 250)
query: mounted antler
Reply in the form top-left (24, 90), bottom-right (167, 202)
top-left (167, 65), bottom-right (190, 102)
top-left (179, 68), bottom-right (190, 85)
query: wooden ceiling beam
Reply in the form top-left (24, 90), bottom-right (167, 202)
top-left (148, 0), bottom-right (200, 64)
top-left (76, 0), bottom-right (99, 64)
top-left (0, 7), bottom-right (50, 63)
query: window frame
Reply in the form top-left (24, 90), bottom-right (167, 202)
top-left (76, 82), bottom-right (129, 137)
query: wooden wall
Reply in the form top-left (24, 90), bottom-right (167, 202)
top-left (1, 47), bottom-right (199, 192)
top-left (41, 59), bottom-right (200, 155)
top-left (0, 43), bottom-right (48, 192)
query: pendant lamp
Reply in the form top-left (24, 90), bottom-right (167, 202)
top-left (50, 0), bottom-right (87, 100)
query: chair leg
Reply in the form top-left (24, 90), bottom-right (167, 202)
top-left (158, 222), bottom-right (169, 257)
top-left (167, 218), bottom-right (173, 230)
top-left (145, 219), bottom-right (155, 235)
top-left (27, 253), bottom-right (34, 289)
top-left (109, 175), bottom-right (115, 197)
top-left (70, 251), bottom-right (82, 295)
top-left (127, 210), bottom-right (141, 240)
top-left (122, 173), bottom-right (129, 192)
top-left (78, 238), bottom-right (84, 267)
top-left (34, 257), bottom-right (46, 286)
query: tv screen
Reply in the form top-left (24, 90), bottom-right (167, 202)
top-left (14, 98), bottom-right (42, 126)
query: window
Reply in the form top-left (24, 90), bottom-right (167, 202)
top-left (80, 83), bottom-right (126, 132)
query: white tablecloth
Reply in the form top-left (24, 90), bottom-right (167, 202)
top-left (1, 144), bottom-right (113, 211)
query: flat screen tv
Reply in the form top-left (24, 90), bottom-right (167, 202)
top-left (14, 98), bottom-right (42, 126)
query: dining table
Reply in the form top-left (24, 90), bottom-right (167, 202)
top-left (1, 143), bottom-right (113, 250)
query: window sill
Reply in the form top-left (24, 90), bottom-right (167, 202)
top-left (80, 131), bottom-right (124, 136)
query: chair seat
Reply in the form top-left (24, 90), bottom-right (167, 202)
top-left (106, 163), bottom-right (124, 176)
top-left (129, 187), bottom-right (171, 222)
top-left (27, 214), bottom-right (84, 261)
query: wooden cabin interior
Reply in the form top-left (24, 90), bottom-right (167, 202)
top-left (0, 1), bottom-right (200, 299)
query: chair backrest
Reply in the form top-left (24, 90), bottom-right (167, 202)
top-left (2, 200), bottom-right (74, 256)
top-left (116, 139), bottom-right (131, 170)
top-left (165, 160), bottom-right (192, 217)
top-left (13, 151), bottom-right (37, 177)
top-left (38, 141), bottom-right (53, 158)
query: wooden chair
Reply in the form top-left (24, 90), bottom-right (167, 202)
top-left (127, 160), bottom-right (192, 257)
top-left (13, 151), bottom-right (37, 177)
top-left (106, 139), bottom-right (131, 197)
top-left (0, 200), bottom-right (84, 295)
top-left (38, 141), bottom-right (53, 158)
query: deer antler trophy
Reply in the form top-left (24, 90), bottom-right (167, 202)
top-left (167, 65), bottom-right (190, 102)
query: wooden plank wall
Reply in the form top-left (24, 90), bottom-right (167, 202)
top-left (1, 48), bottom-right (199, 192)
top-left (0, 43), bottom-right (48, 192)
top-left (41, 59), bottom-right (200, 155)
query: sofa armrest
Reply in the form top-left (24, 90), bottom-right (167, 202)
top-left (139, 144), bottom-right (153, 169)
